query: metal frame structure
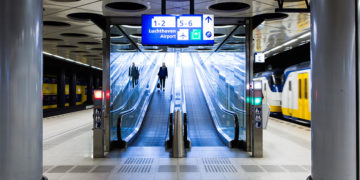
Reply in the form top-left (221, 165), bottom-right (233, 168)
top-left (102, 15), bottom-right (257, 154)
top-left (245, 18), bottom-right (254, 152)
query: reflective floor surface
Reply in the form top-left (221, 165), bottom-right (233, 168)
top-left (43, 110), bottom-right (311, 180)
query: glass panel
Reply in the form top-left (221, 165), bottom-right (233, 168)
top-left (192, 52), bottom-right (246, 141)
top-left (109, 25), bottom-right (161, 141)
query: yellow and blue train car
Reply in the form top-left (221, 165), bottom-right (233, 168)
top-left (281, 62), bottom-right (311, 123)
top-left (43, 76), bottom-right (87, 109)
top-left (253, 70), bottom-right (284, 115)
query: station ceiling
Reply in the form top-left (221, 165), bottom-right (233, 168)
top-left (43, 0), bottom-right (310, 68)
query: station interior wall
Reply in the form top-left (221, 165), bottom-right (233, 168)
top-left (43, 54), bottom-right (102, 117)
top-left (254, 42), bottom-right (310, 73)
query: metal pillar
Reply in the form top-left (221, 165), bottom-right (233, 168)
top-left (57, 67), bottom-right (66, 108)
top-left (190, 0), bottom-right (194, 14)
top-left (0, 0), bottom-right (43, 179)
top-left (311, 0), bottom-right (357, 179)
top-left (161, 0), bottom-right (166, 15)
top-left (245, 18), bottom-right (254, 152)
top-left (69, 70), bottom-right (77, 107)
top-left (103, 24), bottom-right (111, 152)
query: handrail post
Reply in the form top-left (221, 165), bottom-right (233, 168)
top-left (172, 110), bottom-right (185, 158)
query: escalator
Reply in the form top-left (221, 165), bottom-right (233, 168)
top-left (131, 64), bottom-right (174, 146)
top-left (113, 53), bottom-right (240, 151)
top-left (182, 56), bottom-right (225, 146)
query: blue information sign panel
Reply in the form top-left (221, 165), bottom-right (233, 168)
top-left (142, 14), bottom-right (214, 45)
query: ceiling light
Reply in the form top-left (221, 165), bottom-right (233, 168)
top-left (282, 38), bottom-right (298, 46)
top-left (43, 51), bottom-right (91, 67)
top-left (215, 25), bottom-right (235, 29)
top-left (298, 32), bottom-right (311, 39)
top-left (121, 25), bottom-right (142, 29)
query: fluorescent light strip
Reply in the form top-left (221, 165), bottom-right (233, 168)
top-left (91, 66), bottom-right (103, 70)
top-left (282, 38), bottom-right (298, 46)
top-left (215, 25), bottom-right (235, 29)
top-left (298, 32), bottom-right (311, 39)
top-left (121, 25), bottom-right (142, 29)
top-left (264, 35), bottom-right (307, 55)
top-left (43, 51), bottom-right (103, 70)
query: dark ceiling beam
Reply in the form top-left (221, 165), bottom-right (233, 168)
top-left (115, 25), bottom-right (142, 52)
top-left (162, 0), bottom-right (166, 14)
top-left (190, 0), bottom-right (194, 14)
top-left (215, 24), bottom-right (241, 52)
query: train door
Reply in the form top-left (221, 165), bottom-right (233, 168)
top-left (298, 73), bottom-right (309, 120)
top-left (263, 79), bottom-right (268, 104)
top-left (288, 79), bottom-right (293, 116)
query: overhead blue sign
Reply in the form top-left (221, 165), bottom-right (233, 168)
top-left (142, 14), bottom-right (214, 46)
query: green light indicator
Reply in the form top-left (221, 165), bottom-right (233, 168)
top-left (190, 29), bottom-right (201, 40)
top-left (246, 97), bottom-right (250, 103)
top-left (254, 97), bottom-right (262, 105)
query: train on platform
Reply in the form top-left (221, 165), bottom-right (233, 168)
top-left (43, 75), bottom-right (88, 110)
top-left (253, 70), bottom-right (283, 115)
top-left (254, 61), bottom-right (311, 124)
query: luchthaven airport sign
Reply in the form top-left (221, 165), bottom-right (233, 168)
top-left (142, 14), bottom-right (214, 46)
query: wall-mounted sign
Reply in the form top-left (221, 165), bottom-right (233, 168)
top-left (142, 14), bottom-right (214, 46)
top-left (255, 52), bottom-right (265, 63)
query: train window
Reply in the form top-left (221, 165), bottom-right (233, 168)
top-left (305, 78), bottom-right (308, 99)
top-left (289, 81), bottom-right (292, 91)
top-left (264, 83), bottom-right (266, 91)
top-left (298, 79), bottom-right (301, 99)
top-left (272, 74), bottom-right (282, 85)
top-left (268, 77), bottom-right (273, 88)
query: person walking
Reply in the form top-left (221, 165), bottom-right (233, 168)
top-left (158, 62), bottom-right (168, 91)
top-left (129, 62), bottom-right (139, 88)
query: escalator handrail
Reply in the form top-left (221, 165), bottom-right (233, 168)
top-left (231, 103), bottom-right (246, 114)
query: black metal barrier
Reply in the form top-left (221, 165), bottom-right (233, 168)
top-left (183, 113), bottom-right (191, 148)
top-left (165, 113), bottom-right (174, 149)
top-left (110, 115), bottom-right (127, 149)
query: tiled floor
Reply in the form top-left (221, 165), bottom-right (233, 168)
top-left (43, 110), bottom-right (311, 180)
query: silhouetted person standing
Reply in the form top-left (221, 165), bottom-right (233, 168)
top-left (158, 62), bottom-right (168, 91)
top-left (129, 62), bottom-right (139, 88)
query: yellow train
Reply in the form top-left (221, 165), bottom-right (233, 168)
top-left (43, 76), bottom-right (87, 109)
top-left (255, 62), bottom-right (311, 123)
top-left (253, 70), bottom-right (284, 116)
top-left (281, 62), bottom-right (311, 122)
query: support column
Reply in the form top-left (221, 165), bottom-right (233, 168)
top-left (57, 67), bottom-right (66, 108)
top-left (311, 0), bottom-right (357, 179)
top-left (69, 70), bottom-right (77, 107)
top-left (0, 0), bottom-right (43, 179)
top-left (245, 18), bottom-right (254, 152)
top-left (103, 28), bottom-right (111, 152)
